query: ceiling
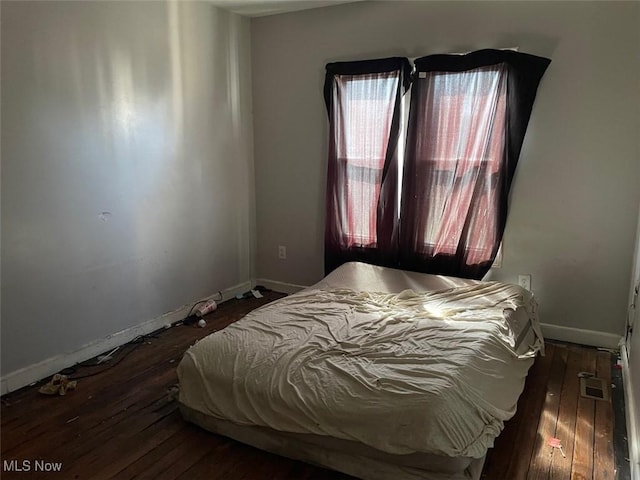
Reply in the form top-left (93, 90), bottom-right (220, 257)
top-left (208, 0), bottom-right (364, 17)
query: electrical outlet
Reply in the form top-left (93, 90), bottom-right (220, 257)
top-left (278, 245), bottom-right (287, 260)
top-left (518, 274), bottom-right (531, 291)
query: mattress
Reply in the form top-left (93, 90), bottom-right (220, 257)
top-left (179, 404), bottom-right (486, 480)
top-left (178, 262), bottom-right (543, 479)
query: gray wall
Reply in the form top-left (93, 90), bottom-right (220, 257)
top-left (1, 1), bottom-right (254, 375)
top-left (251, 1), bottom-right (640, 336)
top-left (628, 202), bottom-right (640, 475)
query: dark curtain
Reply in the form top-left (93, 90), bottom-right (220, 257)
top-left (399, 49), bottom-right (550, 279)
top-left (324, 57), bottom-right (411, 274)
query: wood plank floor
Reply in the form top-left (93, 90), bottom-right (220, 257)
top-left (0, 292), bottom-right (623, 479)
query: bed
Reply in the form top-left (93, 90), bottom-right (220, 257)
top-left (177, 262), bottom-right (544, 479)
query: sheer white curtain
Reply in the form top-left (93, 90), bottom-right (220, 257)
top-left (324, 58), bottom-right (410, 274)
top-left (399, 50), bottom-right (550, 278)
top-left (418, 66), bottom-right (507, 264)
top-left (334, 73), bottom-right (399, 247)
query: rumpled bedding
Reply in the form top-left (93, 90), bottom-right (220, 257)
top-left (178, 280), bottom-right (542, 459)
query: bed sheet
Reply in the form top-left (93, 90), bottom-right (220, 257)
top-left (178, 262), bottom-right (543, 459)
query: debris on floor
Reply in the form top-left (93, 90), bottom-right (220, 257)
top-left (167, 384), bottom-right (180, 402)
top-left (38, 374), bottom-right (77, 396)
top-left (548, 437), bottom-right (566, 457)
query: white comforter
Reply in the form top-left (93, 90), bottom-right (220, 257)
top-left (178, 279), bottom-right (543, 459)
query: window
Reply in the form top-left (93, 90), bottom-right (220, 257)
top-left (324, 50), bottom-right (550, 278)
top-left (334, 73), bottom-right (399, 247)
top-left (324, 57), bottom-right (410, 274)
top-left (412, 66), bottom-right (507, 266)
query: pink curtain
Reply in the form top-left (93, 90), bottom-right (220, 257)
top-left (409, 66), bottom-right (506, 264)
top-left (400, 50), bottom-right (550, 278)
top-left (336, 73), bottom-right (395, 246)
top-left (324, 58), bottom-right (411, 273)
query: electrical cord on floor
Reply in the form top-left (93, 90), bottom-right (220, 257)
top-left (62, 334), bottom-right (156, 380)
top-left (57, 294), bottom-right (224, 381)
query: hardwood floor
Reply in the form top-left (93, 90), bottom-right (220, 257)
top-left (0, 292), bottom-right (624, 479)
top-left (481, 341), bottom-right (620, 480)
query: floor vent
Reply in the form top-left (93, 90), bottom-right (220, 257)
top-left (580, 376), bottom-right (609, 401)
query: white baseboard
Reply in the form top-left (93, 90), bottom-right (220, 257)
top-left (540, 323), bottom-right (622, 349)
top-left (0, 281), bottom-right (251, 396)
top-left (256, 278), bottom-right (307, 294)
top-left (621, 345), bottom-right (640, 480)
